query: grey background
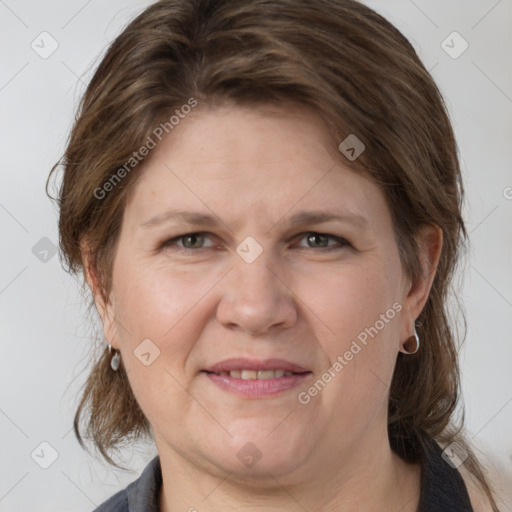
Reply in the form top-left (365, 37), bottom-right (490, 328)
top-left (1, 0), bottom-right (511, 510)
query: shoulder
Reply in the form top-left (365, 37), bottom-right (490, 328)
top-left (434, 438), bottom-right (496, 512)
top-left (92, 489), bottom-right (128, 512)
top-left (90, 455), bottom-right (161, 512)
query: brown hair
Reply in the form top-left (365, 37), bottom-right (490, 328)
top-left (47, 0), bottom-right (500, 507)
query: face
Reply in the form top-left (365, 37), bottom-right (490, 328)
top-left (94, 104), bottom-right (435, 483)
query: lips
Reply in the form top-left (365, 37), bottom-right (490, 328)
top-left (203, 370), bottom-right (312, 397)
top-left (203, 357), bottom-right (310, 376)
top-left (201, 357), bottom-right (312, 397)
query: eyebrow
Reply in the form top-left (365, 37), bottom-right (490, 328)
top-left (140, 208), bottom-right (368, 230)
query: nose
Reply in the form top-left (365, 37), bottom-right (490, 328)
top-left (216, 253), bottom-right (298, 336)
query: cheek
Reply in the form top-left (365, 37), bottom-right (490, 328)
top-left (110, 256), bottom-right (222, 392)
top-left (110, 260), bottom-right (207, 428)
top-left (294, 265), bottom-right (401, 428)
top-left (301, 261), bottom-right (401, 352)
top-left (112, 255), bottom-right (208, 341)
top-left (297, 261), bottom-right (401, 415)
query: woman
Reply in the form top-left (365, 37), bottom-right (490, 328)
top-left (48, 0), bottom-right (502, 510)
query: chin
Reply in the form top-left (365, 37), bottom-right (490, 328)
top-left (207, 425), bottom-right (311, 479)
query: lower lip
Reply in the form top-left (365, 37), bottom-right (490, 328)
top-left (202, 371), bottom-right (312, 397)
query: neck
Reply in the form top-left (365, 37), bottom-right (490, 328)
top-left (157, 426), bottom-right (421, 512)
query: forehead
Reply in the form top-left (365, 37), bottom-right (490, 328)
top-left (123, 105), bottom-right (386, 232)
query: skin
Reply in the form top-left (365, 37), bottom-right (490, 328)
top-left (84, 104), bottom-right (443, 511)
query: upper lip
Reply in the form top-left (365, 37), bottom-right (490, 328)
top-left (203, 358), bottom-right (310, 374)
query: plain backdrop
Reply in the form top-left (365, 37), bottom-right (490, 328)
top-left (1, 0), bottom-right (511, 510)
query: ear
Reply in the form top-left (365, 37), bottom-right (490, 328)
top-left (80, 240), bottom-right (119, 350)
top-left (400, 224), bottom-right (443, 341)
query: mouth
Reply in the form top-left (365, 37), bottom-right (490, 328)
top-left (203, 369), bottom-right (307, 379)
top-left (201, 358), bottom-right (313, 397)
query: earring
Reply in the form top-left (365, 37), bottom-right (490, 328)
top-left (400, 326), bottom-right (420, 355)
top-left (108, 343), bottom-right (121, 371)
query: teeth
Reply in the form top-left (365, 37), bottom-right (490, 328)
top-left (217, 369), bottom-right (296, 379)
top-left (241, 370), bottom-right (258, 380)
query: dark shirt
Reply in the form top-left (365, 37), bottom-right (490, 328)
top-left (92, 437), bottom-right (474, 511)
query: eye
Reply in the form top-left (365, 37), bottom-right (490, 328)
top-left (160, 231), bottom-right (351, 252)
top-left (162, 232), bottom-right (215, 251)
top-left (295, 232), bottom-right (351, 250)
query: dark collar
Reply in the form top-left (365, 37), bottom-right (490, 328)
top-left (125, 455), bottom-right (162, 511)
top-left (418, 437), bottom-right (474, 511)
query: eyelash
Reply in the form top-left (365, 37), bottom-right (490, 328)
top-left (160, 232), bottom-right (352, 252)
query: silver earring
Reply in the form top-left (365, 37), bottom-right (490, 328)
top-left (400, 326), bottom-right (420, 355)
top-left (109, 344), bottom-right (121, 371)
